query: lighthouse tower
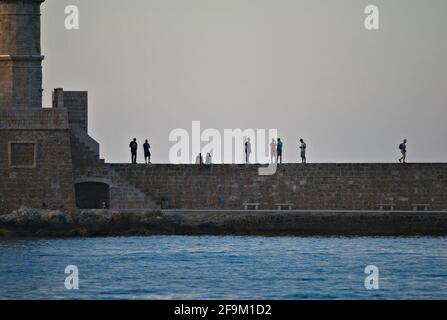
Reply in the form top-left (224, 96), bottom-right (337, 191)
top-left (0, 0), bottom-right (79, 212)
top-left (0, 0), bottom-right (150, 213)
top-left (0, 0), bottom-right (44, 108)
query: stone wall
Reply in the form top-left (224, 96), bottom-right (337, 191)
top-left (110, 163), bottom-right (447, 210)
top-left (0, 129), bottom-right (76, 212)
top-left (0, 106), bottom-right (76, 213)
top-left (0, 107), bottom-right (69, 130)
top-left (65, 91), bottom-right (88, 131)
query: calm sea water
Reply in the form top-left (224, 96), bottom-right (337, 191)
top-left (0, 236), bottom-right (446, 300)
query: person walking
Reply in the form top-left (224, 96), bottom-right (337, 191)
top-left (129, 138), bottom-right (138, 164)
top-left (399, 139), bottom-right (408, 163)
top-left (277, 138), bottom-right (283, 164)
top-left (270, 138), bottom-right (277, 163)
top-left (299, 139), bottom-right (307, 164)
top-left (143, 140), bottom-right (151, 164)
top-left (245, 138), bottom-right (252, 164)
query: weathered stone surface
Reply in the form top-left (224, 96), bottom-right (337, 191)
top-left (1, 208), bottom-right (446, 238)
top-left (0, 127), bottom-right (76, 212)
top-left (64, 91), bottom-right (88, 132)
top-left (0, 206), bottom-right (73, 228)
top-left (0, 0), bottom-right (44, 108)
top-left (0, 107), bottom-right (69, 130)
top-left (110, 163), bottom-right (447, 211)
top-left (0, 0), bottom-right (43, 56)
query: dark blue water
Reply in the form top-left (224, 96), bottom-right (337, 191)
top-left (0, 236), bottom-right (446, 300)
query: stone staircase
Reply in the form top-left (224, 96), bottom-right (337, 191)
top-left (70, 126), bottom-right (158, 209)
top-left (70, 124), bottom-right (105, 164)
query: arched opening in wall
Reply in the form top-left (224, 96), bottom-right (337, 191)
top-left (75, 182), bottom-right (110, 209)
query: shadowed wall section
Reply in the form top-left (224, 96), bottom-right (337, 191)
top-left (75, 182), bottom-right (110, 209)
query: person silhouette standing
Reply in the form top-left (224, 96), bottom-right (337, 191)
top-left (143, 139), bottom-right (151, 164)
top-left (270, 138), bottom-right (277, 163)
top-left (245, 138), bottom-right (252, 164)
top-left (196, 153), bottom-right (203, 165)
top-left (299, 139), bottom-right (307, 164)
top-left (277, 138), bottom-right (283, 164)
top-left (205, 153), bottom-right (212, 167)
top-left (129, 138), bottom-right (138, 164)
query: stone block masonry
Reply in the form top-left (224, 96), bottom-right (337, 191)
top-left (0, 107), bottom-right (69, 130)
top-left (0, 0), bottom-right (45, 109)
top-left (0, 0), bottom-right (43, 56)
top-left (111, 163), bottom-right (447, 211)
top-left (53, 89), bottom-right (88, 132)
top-left (0, 56), bottom-right (43, 108)
top-left (64, 91), bottom-right (88, 132)
top-left (0, 129), bottom-right (76, 213)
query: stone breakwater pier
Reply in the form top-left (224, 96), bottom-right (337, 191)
top-left (1, 0), bottom-right (447, 237)
top-left (2, 160), bottom-right (447, 237)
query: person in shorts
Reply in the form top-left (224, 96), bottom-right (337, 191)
top-left (399, 139), bottom-right (407, 163)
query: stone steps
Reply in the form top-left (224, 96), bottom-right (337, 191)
top-left (70, 131), bottom-right (104, 164)
top-left (70, 129), bottom-right (158, 209)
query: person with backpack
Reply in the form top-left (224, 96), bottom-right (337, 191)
top-left (129, 138), bottom-right (138, 164)
top-left (399, 139), bottom-right (407, 163)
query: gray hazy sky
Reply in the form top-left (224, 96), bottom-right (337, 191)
top-left (41, 0), bottom-right (447, 163)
